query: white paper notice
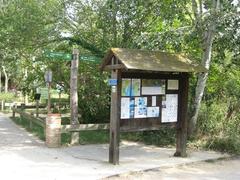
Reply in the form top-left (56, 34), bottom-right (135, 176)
top-left (121, 98), bottom-right (130, 119)
top-left (162, 94), bottom-right (178, 123)
top-left (142, 79), bottom-right (165, 95)
top-left (168, 80), bottom-right (179, 90)
top-left (147, 107), bottom-right (159, 117)
top-left (152, 96), bottom-right (156, 106)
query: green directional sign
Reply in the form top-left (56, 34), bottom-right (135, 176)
top-left (44, 51), bottom-right (72, 60)
top-left (80, 55), bottom-right (101, 62)
top-left (44, 51), bottom-right (101, 63)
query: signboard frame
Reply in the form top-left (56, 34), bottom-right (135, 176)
top-left (119, 72), bottom-right (185, 132)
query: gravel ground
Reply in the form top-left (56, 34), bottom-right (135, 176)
top-left (107, 157), bottom-right (240, 180)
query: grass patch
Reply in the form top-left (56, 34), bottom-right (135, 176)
top-left (61, 130), bottom-right (109, 145)
top-left (121, 128), bottom-right (176, 147)
top-left (205, 137), bottom-right (240, 154)
top-left (10, 116), bottom-right (109, 145)
top-left (11, 117), bottom-right (45, 141)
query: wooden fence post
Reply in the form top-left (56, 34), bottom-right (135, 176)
top-left (20, 103), bottom-right (25, 123)
top-left (174, 73), bottom-right (189, 157)
top-left (12, 104), bottom-right (16, 118)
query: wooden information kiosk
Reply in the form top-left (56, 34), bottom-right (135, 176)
top-left (101, 48), bottom-right (207, 165)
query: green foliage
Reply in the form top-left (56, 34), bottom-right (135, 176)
top-left (61, 131), bottom-right (109, 145)
top-left (197, 101), bottom-right (240, 154)
top-left (0, 0), bottom-right (239, 155)
top-left (77, 62), bottom-right (110, 124)
top-left (121, 128), bottom-right (176, 147)
top-left (0, 92), bottom-right (15, 102)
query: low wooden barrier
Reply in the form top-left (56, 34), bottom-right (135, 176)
top-left (12, 107), bottom-right (110, 145)
top-left (61, 123), bottom-right (109, 133)
top-left (12, 107), bottom-right (45, 128)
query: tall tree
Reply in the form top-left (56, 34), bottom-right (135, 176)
top-left (189, 0), bottom-right (239, 133)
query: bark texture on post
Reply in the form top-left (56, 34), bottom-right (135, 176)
top-left (109, 69), bottom-right (121, 165)
top-left (70, 48), bottom-right (80, 145)
top-left (175, 73), bottom-right (189, 157)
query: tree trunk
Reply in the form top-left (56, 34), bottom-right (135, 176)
top-left (0, 69), bottom-right (3, 111)
top-left (2, 66), bottom-right (8, 110)
top-left (112, 1), bottom-right (117, 47)
top-left (188, 0), bottom-right (220, 134)
top-left (0, 70), bottom-right (2, 92)
top-left (2, 66), bottom-right (8, 93)
top-left (24, 68), bottom-right (28, 104)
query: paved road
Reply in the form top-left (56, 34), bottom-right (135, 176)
top-left (0, 113), bottom-right (235, 180)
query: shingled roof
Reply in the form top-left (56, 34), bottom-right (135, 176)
top-left (101, 48), bottom-right (207, 73)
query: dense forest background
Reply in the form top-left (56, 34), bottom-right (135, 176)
top-left (0, 0), bottom-right (239, 153)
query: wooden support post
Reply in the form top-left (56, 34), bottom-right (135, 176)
top-left (70, 48), bottom-right (80, 145)
top-left (29, 112), bottom-right (33, 130)
top-left (174, 73), bottom-right (189, 157)
top-left (20, 103), bottom-right (25, 111)
top-left (109, 68), bottom-right (121, 165)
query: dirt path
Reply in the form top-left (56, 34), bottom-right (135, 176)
top-left (108, 157), bottom-right (240, 180)
top-left (0, 112), bottom-right (234, 180)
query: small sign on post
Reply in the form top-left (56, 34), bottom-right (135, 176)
top-left (108, 79), bottom-right (118, 86)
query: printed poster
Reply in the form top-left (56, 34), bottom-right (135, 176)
top-left (129, 98), bottom-right (135, 118)
top-left (152, 96), bottom-right (156, 106)
top-left (147, 107), bottom-right (160, 118)
top-left (134, 97), bottom-right (147, 118)
top-left (121, 79), bottom-right (140, 96)
top-left (121, 79), bottom-right (131, 96)
top-left (121, 97), bottom-right (130, 119)
top-left (131, 79), bottom-right (141, 96)
top-left (162, 94), bottom-right (178, 123)
top-left (142, 79), bottom-right (165, 95)
top-left (168, 80), bottom-right (179, 90)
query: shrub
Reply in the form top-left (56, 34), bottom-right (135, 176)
top-left (197, 101), bottom-right (240, 154)
top-left (0, 92), bottom-right (15, 102)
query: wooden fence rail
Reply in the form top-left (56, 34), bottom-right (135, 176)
top-left (61, 123), bottom-right (109, 133)
top-left (12, 107), bottom-right (45, 128)
top-left (12, 107), bottom-right (111, 147)
top-left (12, 107), bottom-right (109, 133)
